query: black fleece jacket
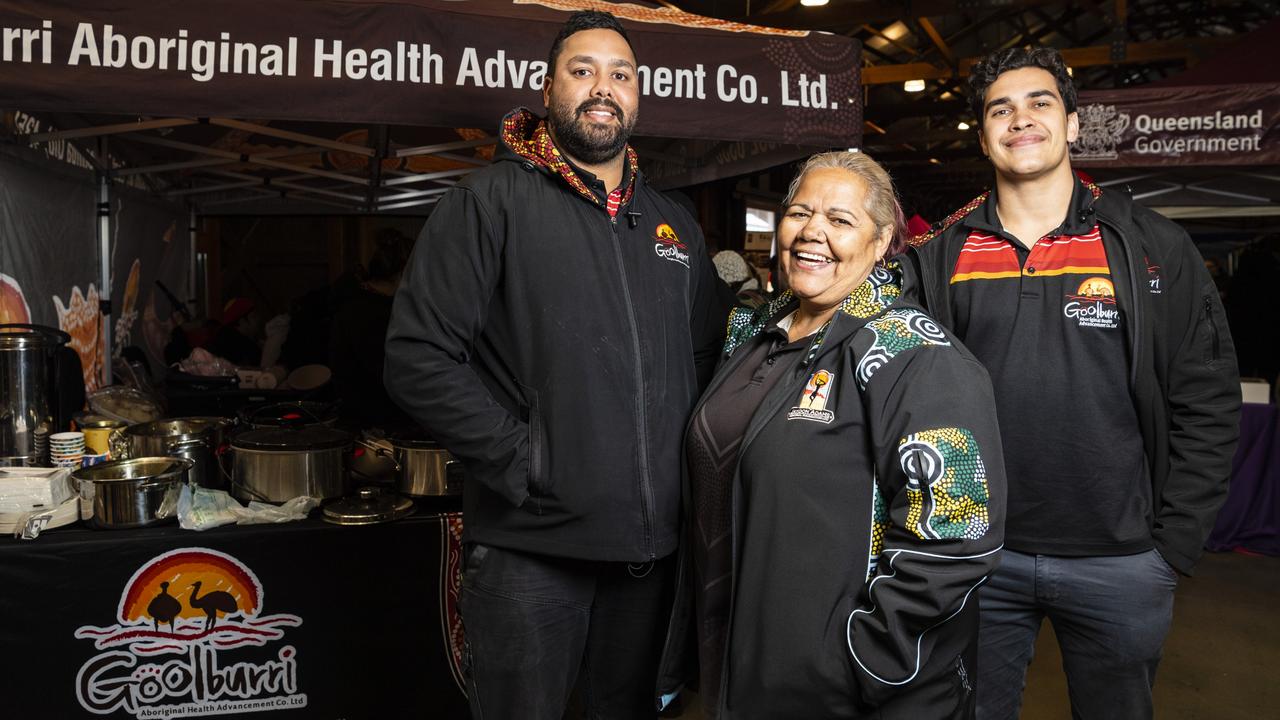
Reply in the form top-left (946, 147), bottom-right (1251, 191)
top-left (903, 187), bottom-right (1241, 574)
top-left (384, 113), bottom-right (725, 562)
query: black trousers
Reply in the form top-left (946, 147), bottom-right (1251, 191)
top-left (459, 543), bottom-right (675, 720)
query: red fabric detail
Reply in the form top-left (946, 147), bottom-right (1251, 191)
top-left (501, 108), bottom-right (638, 214)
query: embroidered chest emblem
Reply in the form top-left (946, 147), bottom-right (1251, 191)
top-left (787, 368), bottom-right (835, 424)
top-left (1062, 276), bottom-right (1119, 329)
top-left (653, 222), bottom-right (689, 268)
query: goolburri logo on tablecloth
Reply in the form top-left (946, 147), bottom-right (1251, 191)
top-left (73, 548), bottom-right (306, 718)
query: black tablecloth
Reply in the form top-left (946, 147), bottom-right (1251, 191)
top-left (0, 502), bottom-right (469, 719)
top-left (1207, 402), bottom-right (1280, 555)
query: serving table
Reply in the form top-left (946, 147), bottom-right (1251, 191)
top-left (0, 500), bottom-right (469, 719)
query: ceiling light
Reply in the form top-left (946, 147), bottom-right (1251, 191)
top-left (1067, 66), bottom-right (1074, 76)
top-left (929, 158), bottom-right (942, 165)
top-left (800, 0), bottom-right (829, 6)
top-left (903, 79), bottom-right (925, 92)
top-left (957, 121), bottom-right (970, 131)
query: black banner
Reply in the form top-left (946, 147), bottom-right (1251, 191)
top-left (0, 0), bottom-right (862, 147)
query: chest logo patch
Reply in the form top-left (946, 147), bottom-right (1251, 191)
top-left (1063, 276), bottom-right (1119, 329)
top-left (787, 368), bottom-right (835, 424)
top-left (653, 222), bottom-right (690, 268)
top-left (1146, 259), bottom-right (1163, 294)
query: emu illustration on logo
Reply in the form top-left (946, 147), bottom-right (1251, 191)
top-left (654, 223), bottom-right (684, 247)
top-left (75, 548), bottom-right (300, 652)
top-left (1073, 276), bottom-right (1115, 299)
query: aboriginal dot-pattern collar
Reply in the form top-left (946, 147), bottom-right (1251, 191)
top-left (501, 107), bottom-right (639, 212)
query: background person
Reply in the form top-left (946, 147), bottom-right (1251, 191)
top-left (330, 228), bottom-right (414, 429)
top-left (905, 46), bottom-right (1241, 720)
top-left (661, 151), bottom-right (1006, 719)
top-left (384, 11), bottom-right (725, 720)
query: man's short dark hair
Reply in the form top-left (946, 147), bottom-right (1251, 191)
top-left (968, 46), bottom-right (1077, 127)
top-left (546, 10), bottom-right (634, 71)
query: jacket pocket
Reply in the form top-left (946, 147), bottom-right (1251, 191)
top-left (1200, 292), bottom-right (1225, 367)
top-left (521, 384), bottom-right (551, 497)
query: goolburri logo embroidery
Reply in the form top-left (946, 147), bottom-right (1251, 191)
top-left (74, 548), bottom-right (307, 717)
top-left (652, 222), bottom-right (690, 268)
top-left (1063, 276), bottom-right (1120, 329)
top-left (1070, 103), bottom-right (1131, 161)
top-left (1146, 259), bottom-right (1163, 294)
top-left (787, 368), bottom-right (835, 424)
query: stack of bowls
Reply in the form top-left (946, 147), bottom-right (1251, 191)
top-left (32, 427), bottom-right (49, 466)
top-left (49, 431), bottom-right (85, 468)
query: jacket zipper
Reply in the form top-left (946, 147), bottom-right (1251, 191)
top-left (607, 212), bottom-right (656, 559)
top-left (1101, 219), bottom-right (1143, 389)
top-left (716, 333), bottom-right (824, 718)
top-left (1203, 296), bottom-right (1221, 362)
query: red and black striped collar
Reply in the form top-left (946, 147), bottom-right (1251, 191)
top-left (909, 176), bottom-right (1103, 248)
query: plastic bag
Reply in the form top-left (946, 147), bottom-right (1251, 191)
top-left (177, 484), bottom-right (319, 531)
top-left (177, 484), bottom-right (240, 531)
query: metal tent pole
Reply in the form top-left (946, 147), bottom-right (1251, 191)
top-left (96, 138), bottom-right (113, 387)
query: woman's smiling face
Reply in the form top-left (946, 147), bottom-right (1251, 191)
top-left (777, 167), bottom-right (892, 314)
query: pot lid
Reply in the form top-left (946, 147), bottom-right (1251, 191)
top-left (388, 430), bottom-right (440, 449)
top-left (241, 401), bottom-right (338, 426)
top-left (126, 418), bottom-right (222, 438)
top-left (232, 426), bottom-right (352, 451)
top-left (323, 487), bottom-right (414, 525)
top-left (0, 323), bottom-right (69, 350)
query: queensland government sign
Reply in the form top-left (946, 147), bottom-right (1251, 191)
top-left (1072, 83), bottom-right (1279, 167)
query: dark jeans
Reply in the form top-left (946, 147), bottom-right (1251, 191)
top-left (975, 548), bottom-right (1178, 720)
top-left (458, 543), bottom-right (675, 720)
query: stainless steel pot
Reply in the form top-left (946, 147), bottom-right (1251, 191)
top-left (231, 426), bottom-right (351, 503)
top-left (118, 417), bottom-right (234, 490)
top-left (73, 457), bottom-right (193, 529)
top-left (389, 435), bottom-right (463, 497)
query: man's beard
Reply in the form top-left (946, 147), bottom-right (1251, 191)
top-left (547, 96), bottom-right (637, 165)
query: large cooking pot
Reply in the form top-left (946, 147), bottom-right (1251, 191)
top-left (388, 434), bottom-right (464, 497)
top-left (231, 426), bottom-right (351, 503)
top-left (238, 400), bottom-right (339, 430)
top-left (117, 417), bottom-right (234, 490)
top-left (73, 457), bottom-right (193, 529)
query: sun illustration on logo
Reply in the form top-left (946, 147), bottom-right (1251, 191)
top-left (75, 548), bottom-right (301, 654)
top-left (654, 223), bottom-right (684, 247)
top-left (1072, 276), bottom-right (1115, 300)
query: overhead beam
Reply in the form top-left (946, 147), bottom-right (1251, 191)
top-left (24, 118), bottom-right (197, 143)
top-left (862, 35), bottom-right (1234, 84)
top-left (916, 17), bottom-right (955, 65)
top-left (208, 118), bottom-right (375, 157)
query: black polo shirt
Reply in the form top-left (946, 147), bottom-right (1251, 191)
top-left (949, 179), bottom-right (1151, 557)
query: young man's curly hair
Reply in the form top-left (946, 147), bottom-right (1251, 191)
top-left (968, 47), bottom-right (1077, 128)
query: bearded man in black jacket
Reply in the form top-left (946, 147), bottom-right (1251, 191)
top-left (905, 47), bottom-right (1240, 720)
top-left (384, 10), bottom-right (725, 720)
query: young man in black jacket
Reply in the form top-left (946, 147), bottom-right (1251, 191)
top-left (905, 47), bottom-right (1240, 719)
top-left (384, 10), bottom-right (725, 720)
